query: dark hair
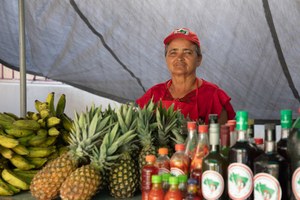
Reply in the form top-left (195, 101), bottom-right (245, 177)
top-left (164, 44), bottom-right (202, 57)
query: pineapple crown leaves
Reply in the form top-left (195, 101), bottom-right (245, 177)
top-left (90, 122), bottom-right (137, 171)
top-left (116, 102), bottom-right (137, 134)
top-left (69, 105), bottom-right (113, 158)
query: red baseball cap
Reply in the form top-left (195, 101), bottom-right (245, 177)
top-left (163, 28), bottom-right (200, 47)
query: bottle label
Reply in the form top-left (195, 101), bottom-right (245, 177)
top-left (228, 163), bottom-right (253, 199)
top-left (292, 167), bottom-right (300, 199)
top-left (254, 173), bottom-right (282, 200)
top-left (201, 170), bottom-right (224, 199)
top-left (158, 167), bottom-right (170, 175)
top-left (170, 167), bottom-right (185, 176)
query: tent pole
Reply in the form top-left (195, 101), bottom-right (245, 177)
top-left (19, 0), bottom-right (26, 117)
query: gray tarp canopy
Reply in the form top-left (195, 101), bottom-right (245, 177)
top-left (1, 0), bottom-right (299, 120)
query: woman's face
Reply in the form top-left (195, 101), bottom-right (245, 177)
top-left (165, 38), bottom-right (202, 77)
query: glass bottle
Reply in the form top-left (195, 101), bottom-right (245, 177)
top-left (220, 124), bottom-right (230, 160)
top-left (186, 178), bottom-right (201, 200)
top-left (185, 121), bottom-right (198, 159)
top-left (164, 176), bottom-right (182, 200)
top-left (227, 119), bottom-right (237, 147)
top-left (149, 175), bottom-right (164, 200)
top-left (287, 108), bottom-right (300, 200)
top-left (178, 174), bottom-right (188, 198)
top-left (253, 123), bottom-right (289, 200)
top-left (190, 124), bottom-right (209, 173)
top-left (248, 119), bottom-right (264, 156)
top-left (142, 155), bottom-right (159, 200)
top-left (277, 109), bottom-right (292, 161)
top-left (162, 173), bottom-right (170, 194)
top-left (228, 111), bottom-right (256, 200)
top-left (155, 148), bottom-right (170, 175)
top-left (170, 144), bottom-right (190, 176)
top-left (254, 138), bottom-right (264, 151)
top-left (201, 115), bottom-right (228, 200)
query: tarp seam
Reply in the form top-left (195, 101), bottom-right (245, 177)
top-left (262, 0), bottom-right (300, 103)
top-left (69, 0), bottom-right (146, 93)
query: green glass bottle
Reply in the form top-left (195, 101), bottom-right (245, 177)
top-left (201, 114), bottom-right (228, 200)
top-left (228, 111), bottom-right (257, 200)
top-left (277, 109), bottom-right (292, 161)
top-left (253, 123), bottom-right (289, 199)
top-left (287, 109), bottom-right (300, 200)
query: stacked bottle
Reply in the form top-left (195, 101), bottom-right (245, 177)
top-left (149, 175), bottom-right (164, 200)
top-left (155, 148), bottom-right (170, 175)
top-left (170, 144), bottom-right (190, 177)
top-left (142, 155), bottom-right (159, 200)
top-left (164, 176), bottom-right (182, 200)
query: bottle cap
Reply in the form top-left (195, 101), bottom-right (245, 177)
top-left (152, 175), bottom-right (162, 183)
top-left (175, 144), bottom-right (185, 151)
top-left (158, 147), bottom-right (168, 155)
top-left (145, 155), bottom-right (156, 162)
top-left (280, 109), bottom-right (292, 128)
top-left (248, 119), bottom-right (254, 126)
top-left (187, 121), bottom-right (197, 130)
top-left (264, 123), bottom-right (276, 142)
top-left (236, 111), bottom-right (248, 131)
top-left (254, 138), bottom-right (264, 145)
top-left (169, 176), bottom-right (179, 185)
top-left (198, 124), bottom-right (208, 133)
top-left (220, 125), bottom-right (230, 146)
top-left (162, 173), bottom-right (171, 182)
top-left (209, 114), bottom-right (218, 124)
top-left (187, 178), bottom-right (198, 185)
top-left (178, 174), bottom-right (188, 183)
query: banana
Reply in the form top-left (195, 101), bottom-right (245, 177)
top-left (27, 146), bottom-right (56, 158)
top-left (40, 109), bottom-right (50, 119)
top-left (61, 129), bottom-right (71, 144)
top-left (61, 113), bottom-right (74, 132)
top-left (0, 135), bottom-right (19, 148)
top-left (6, 182), bottom-right (21, 194)
top-left (48, 127), bottom-right (60, 136)
top-left (0, 113), bottom-right (16, 123)
top-left (39, 136), bottom-right (57, 147)
top-left (0, 177), bottom-right (14, 196)
top-left (12, 169), bottom-right (38, 184)
top-left (34, 100), bottom-right (43, 112)
top-left (5, 128), bottom-right (35, 138)
top-left (26, 111), bottom-right (35, 120)
top-left (0, 145), bottom-right (14, 159)
top-left (0, 119), bottom-right (14, 129)
top-left (47, 116), bottom-right (61, 128)
top-left (12, 119), bottom-right (40, 131)
top-left (46, 92), bottom-right (56, 117)
top-left (55, 94), bottom-right (66, 117)
top-left (9, 154), bottom-right (35, 170)
top-left (3, 112), bottom-right (19, 120)
top-left (1, 168), bottom-right (29, 190)
top-left (28, 129), bottom-right (48, 146)
top-left (26, 157), bottom-right (48, 169)
top-left (31, 112), bottom-right (41, 121)
top-left (37, 118), bottom-right (46, 128)
top-left (12, 144), bottom-right (29, 155)
top-left (17, 134), bottom-right (35, 146)
top-left (58, 146), bottom-right (69, 156)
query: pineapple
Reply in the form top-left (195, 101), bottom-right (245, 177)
top-left (30, 104), bottom-right (111, 200)
top-left (108, 103), bottom-right (139, 198)
top-left (156, 102), bottom-right (185, 156)
top-left (60, 122), bottom-right (137, 200)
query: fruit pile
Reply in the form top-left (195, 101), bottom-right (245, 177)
top-left (0, 92), bottom-right (72, 196)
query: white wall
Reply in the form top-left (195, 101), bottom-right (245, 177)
top-left (0, 80), bottom-right (120, 119)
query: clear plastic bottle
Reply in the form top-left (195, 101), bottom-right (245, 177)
top-left (184, 121), bottom-right (198, 159)
top-left (164, 176), bottom-right (182, 200)
top-left (162, 173), bottom-right (170, 194)
top-left (178, 174), bottom-right (188, 198)
top-left (142, 155), bottom-right (159, 200)
top-left (155, 148), bottom-right (170, 175)
top-left (170, 144), bottom-right (190, 176)
top-left (227, 119), bottom-right (237, 147)
top-left (149, 175), bottom-right (164, 200)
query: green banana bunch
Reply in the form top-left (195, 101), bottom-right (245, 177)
top-left (0, 113), bottom-right (15, 129)
top-left (12, 169), bottom-right (38, 184)
top-left (0, 145), bottom-right (14, 159)
top-left (46, 92), bottom-right (56, 116)
top-left (8, 154), bottom-right (35, 170)
top-left (0, 134), bottom-right (19, 148)
top-left (12, 144), bottom-right (29, 155)
top-left (1, 168), bottom-right (29, 190)
top-left (27, 146), bottom-right (56, 158)
top-left (5, 128), bottom-right (35, 138)
top-left (48, 127), bottom-right (60, 136)
top-left (34, 100), bottom-right (48, 113)
top-left (61, 113), bottom-right (74, 132)
top-left (13, 119), bottom-right (40, 131)
top-left (0, 176), bottom-right (14, 196)
top-left (28, 129), bottom-right (48, 146)
top-left (47, 116), bottom-right (61, 128)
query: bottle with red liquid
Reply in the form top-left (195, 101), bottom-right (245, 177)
top-left (164, 176), bottom-right (182, 200)
top-left (178, 174), bottom-right (188, 199)
top-left (227, 120), bottom-right (237, 147)
top-left (149, 175), bottom-right (164, 200)
top-left (155, 148), bottom-right (170, 175)
top-left (185, 121), bottom-right (198, 159)
top-left (162, 173), bottom-right (171, 194)
top-left (170, 144), bottom-right (190, 176)
top-left (142, 155), bottom-right (159, 200)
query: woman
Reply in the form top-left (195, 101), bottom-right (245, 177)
top-left (136, 28), bottom-right (235, 124)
